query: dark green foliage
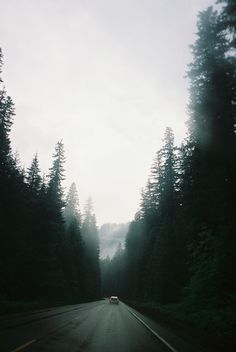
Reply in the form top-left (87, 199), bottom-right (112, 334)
top-left (64, 182), bottom-right (81, 225)
top-left (0, 54), bottom-right (14, 169)
top-left (0, 50), bottom-right (101, 308)
top-left (125, 127), bottom-right (184, 304)
top-left (47, 140), bottom-right (66, 210)
top-left (125, 220), bottom-right (144, 300)
top-left (102, 0), bottom-right (236, 335)
top-left (181, 3), bottom-right (236, 324)
top-left (101, 243), bottom-right (126, 297)
top-left (81, 198), bottom-right (101, 299)
top-left (217, 0), bottom-right (236, 51)
top-left (26, 154), bottom-right (42, 194)
top-left (1, 0), bottom-right (235, 334)
top-left (35, 141), bottom-right (67, 299)
top-left (63, 183), bottom-right (86, 301)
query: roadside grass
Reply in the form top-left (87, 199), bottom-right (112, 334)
top-left (159, 298), bottom-right (236, 336)
top-left (125, 297), bottom-right (236, 335)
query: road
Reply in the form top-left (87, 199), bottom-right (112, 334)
top-left (0, 300), bottom-right (198, 352)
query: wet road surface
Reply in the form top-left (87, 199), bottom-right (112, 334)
top-left (0, 300), bottom-right (196, 352)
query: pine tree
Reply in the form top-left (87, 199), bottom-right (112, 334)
top-left (0, 49), bottom-right (26, 300)
top-left (81, 198), bottom-right (101, 299)
top-left (26, 154), bottom-right (42, 194)
top-left (39, 140), bottom-right (67, 299)
top-left (63, 183), bottom-right (85, 301)
top-left (144, 127), bottom-right (181, 303)
top-left (125, 128), bottom-right (182, 303)
top-left (46, 140), bottom-right (66, 244)
top-left (64, 182), bottom-right (81, 226)
top-left (0, 62), bottom-right (15, 172)
top-left (180, 4), bottom-right (236, 320)
top-left (47, 140), bottom-right (65, 210)
top-left (125, 219), bottom-right (144, 300)
top-left (217, 0), bottom-right (236, 51)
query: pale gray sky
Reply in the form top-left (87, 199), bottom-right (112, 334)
top-left (1, 0), bottom-right (213, 225)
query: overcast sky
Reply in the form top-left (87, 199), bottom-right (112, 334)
top-left (1, 0), bottom-right (213, 225)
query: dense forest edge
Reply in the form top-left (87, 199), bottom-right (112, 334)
top-left (101, 0), bottom-right (236, 337)
top-left (0, 0), bottom-right (235, 341)
top-left (0, 47), bottom-right (101, 311)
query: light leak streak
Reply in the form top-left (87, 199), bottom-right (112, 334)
top-left (11, 339), bottom-right (37, 352)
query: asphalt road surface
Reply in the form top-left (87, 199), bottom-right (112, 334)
top-left (0, 300), bottom-right (196, 352)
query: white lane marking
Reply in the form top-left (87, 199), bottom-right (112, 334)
top-left (126, 307), bottom-right (178, 352)
top-left (11, 339), bottom-right (36, 352)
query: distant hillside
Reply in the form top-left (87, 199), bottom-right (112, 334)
top-left (99, 223), bottom-right (130, 259)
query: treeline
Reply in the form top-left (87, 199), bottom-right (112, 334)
top-left (102, 0), bottom-right (236, 333)
top-left (0, 50), bottom-right (100, 307)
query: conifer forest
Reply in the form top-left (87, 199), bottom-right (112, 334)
top-left (1, 0), bottom-right (236, 340)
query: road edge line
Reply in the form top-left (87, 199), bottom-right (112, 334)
top-left (126, 306), bottom-right (178, 352)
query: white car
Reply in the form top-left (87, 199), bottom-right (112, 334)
top-left (109, 296), bottom-right (119, 304)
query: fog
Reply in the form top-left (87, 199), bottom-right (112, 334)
top-left (99, 223), bottom-right (129, 258)
top-left (0, 0), bottom-right (213, 225)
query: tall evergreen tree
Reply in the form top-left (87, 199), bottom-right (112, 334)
top-left (98, 1), bottom-right (236, 335)
top-left (63, 182), bottom-right (85, 301)
top-left (217, 0), bottom-right (236, 51)
top-left (47, 140), bottom-right (65, 209)
top-left (125, 128), bottom-right (182, 303)
top-left (64, 182), bottom-right (81, 226)
top-left (143, 127), bottom-right (181, 303)
top-left (39, 140), bottom-right (67, 299)
top-left (0, 55), bottom-right (15, 171)
top-left (179, 3), bottom-right (236, 324)
top-left (26, 154), bottom-right (42, 194)
top-left (0, 49), bottom-right (26, 300)
top-left (0, 49), bottom-right (100, 306)
top-left (81, 198), bottom-right (101, 299)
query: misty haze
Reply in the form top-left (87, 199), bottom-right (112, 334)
top-left (99, 223), bottom-right (129, 259)
top-left (0, 0), bottom-right (236, 352)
